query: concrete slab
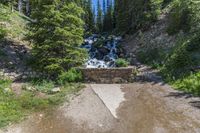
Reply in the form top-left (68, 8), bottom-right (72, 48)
top-left (90, 84), bottom-right (126, 118)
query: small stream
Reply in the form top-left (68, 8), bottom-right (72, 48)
top-left (81, 35), bottom-right (122, 68)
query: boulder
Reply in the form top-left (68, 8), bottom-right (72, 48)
top-left (51, 87), bottom-right (61, 93)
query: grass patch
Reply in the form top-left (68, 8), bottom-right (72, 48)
top-left (115, 58), bottom-right (129, 67)
top-left (22, 80), bottom-right (55, 94)
top-left (58, 68), bottom-right (83, 84)
top-left (0, 78), bottom-right (83, 128)
top-left (0, 4), bottom-right (29, 41)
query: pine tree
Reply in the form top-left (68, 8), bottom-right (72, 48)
top-left (115, 0), bottom-right (163, 34)
top-left (18, 0), bottom-right (22, 13)
top-left (115, 0), bottom-right (129, 33)
top-left (84, 0), bottom-right (95, 33)
top-left (103, 0), bottom-right (113, 32)
top-left (96, 0), bottom-right (103, 33)
top-left (103, 0), bottom-right (106, 14)
top-left (28, 0), bottom-right (87, 77)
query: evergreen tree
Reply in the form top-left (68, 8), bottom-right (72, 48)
top-left (28, 0), bottom-right (87, 77)
top-left (103, 0), bottom-right (113, 32)
top-left (115, 0), bottom-right (130, 33)
top-left (96, 0), bottom-right (103, 33)
top-left (103, 0), bottom-right (106, 14)
top-left (84, 0), bottom-right (95, 33)
top-left (115, 0), bottom-right (163, 34)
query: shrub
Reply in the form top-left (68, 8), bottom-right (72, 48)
top-left (115, 58), bottom-right (129, 67)
top-left (0, 27), bottom-right (6, 39)
top-left (161, 35), bottom-right (200, 81)
top-left (137, 47), bottom-right (167, 68)
top-left (0, 78), bottom-right (11, 89)
top-left (58, 68), bottom-right (83, 84)
top-left (167, 0), bottom-right (200, 35)
top-left (173, 72), bottom-right (200, 96)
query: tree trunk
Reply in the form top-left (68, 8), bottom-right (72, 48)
top-left (18, 0), bottom-right (22, 13)
top-left (26, 0), bottom-right (30, 16)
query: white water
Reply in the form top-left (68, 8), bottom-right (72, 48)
top-left (82, 35), bottom-right (122, 68)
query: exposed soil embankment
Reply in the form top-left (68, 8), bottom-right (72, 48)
top-left (122, 9), bottom-right (181, 67)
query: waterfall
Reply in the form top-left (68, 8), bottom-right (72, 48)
top-left (81, 35), bottom-right (122, 68)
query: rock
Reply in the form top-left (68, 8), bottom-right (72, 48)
top-left (51, 87), bottom-right (61, 93)
top-left (26, 86), bottom-right (36, 91)
top-left (104, 56), bottom-right (111, 62)
top-left (95, 52), bottom-right (104, 60)
top-left (4, 88), bottom-right (11, 93)
top-left (98, 47), bottom-right (110, 55)
top-left (112, 78), bottom-right (122, 83)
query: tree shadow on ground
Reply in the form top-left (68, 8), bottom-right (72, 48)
top-left (134, 65), bottom-right (200, 110)
top-left (166, 91), bottom-right (200, 109)
top-left (166, 92), bottom-right (193, 99)
top-left (189, 101), bottom-right (200, 109)
top-left (135, 69), bottom-right (167, 86)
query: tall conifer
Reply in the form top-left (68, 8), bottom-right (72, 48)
top-left (28, 0), bottom-right (87, 77)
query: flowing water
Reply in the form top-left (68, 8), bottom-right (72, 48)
top-left (81, 35), bottom-right (122, 68)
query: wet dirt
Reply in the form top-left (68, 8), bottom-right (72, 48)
top-left (2, 83), bottom-right (200, 133)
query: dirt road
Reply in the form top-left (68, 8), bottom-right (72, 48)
top-left (2, 82), bottom-right (200, 133)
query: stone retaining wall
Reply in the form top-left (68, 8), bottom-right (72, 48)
top-left (79, 67), bottom-right (137, 83)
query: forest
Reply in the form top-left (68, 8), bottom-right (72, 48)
top-left (1, 0), bottom-right (200, 131)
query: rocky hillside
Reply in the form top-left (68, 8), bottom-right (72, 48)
top-left (123, 6), bottom-right (179, 66)
top-left (123, 0), bottom-right (200, 96)
top-left (0, 4), bottom-right (31, 80)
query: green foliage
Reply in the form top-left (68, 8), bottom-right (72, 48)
top-left (58, 68), bottom-right (83, 84)
top-left (47, 83), bottom-right (83, 105)
top-left (0, 78), bottom-right (22, 128)
top-left (173, 72), bottom-right (200, 96)
top-left (137, 48), bottom-right (167, 69)
top-left (115, 58), bottom-right (129, 67)
top-left (166, 0), bottom-right (191, 35)
top-left (115, 0), bottom-right (164, 34)
top-left (0, 77), bottom-right (83, 128)
top-left (0, 4), bottom-right (8, 39)
top-left (0, 27), bottom-right (6, 39)
top-left (97, 0), bottom-right (103, 33)
top-left (161, 34), bottom-right (200, 81)
top-left (0, 78), bottom-right (12, 90)
top-left (19, 92), bottom-right (49, 110)
top-left (0, 4), bottom-right (10, 21)
top-left (28, 1), bottom-right (87, 77)
top-left (167, 0), bottom-right (200, 35)
top-left (23, 80), bottom-right (55, 94)
top-left (83, 0), bottom-right (95, 33)
top-left (0, 4), bottom-right (28, 40)
top-left (103, 1), bottom-right (114, 32)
